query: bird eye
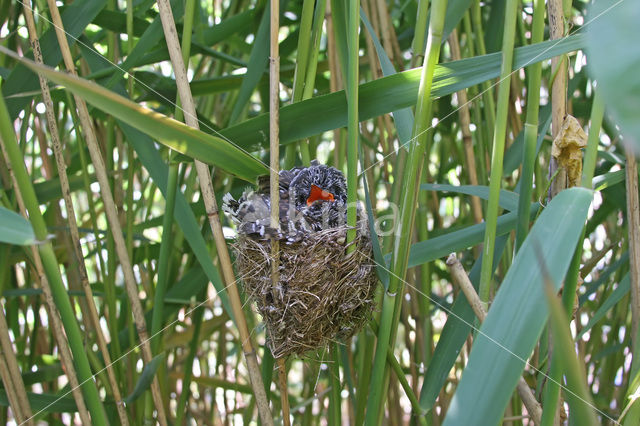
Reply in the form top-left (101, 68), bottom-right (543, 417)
top-left (306, 184), bottom-right (335, 206)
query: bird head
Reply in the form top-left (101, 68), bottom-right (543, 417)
top-left (290, 161), bottom-right (347, 211)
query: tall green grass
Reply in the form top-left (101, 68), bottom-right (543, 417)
top-left (0, 0), bottom-right (638, 424)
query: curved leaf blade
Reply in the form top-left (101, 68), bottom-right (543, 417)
top-left (123, 354), bottom-right (165, 404)
top-left (421, 183), bottom-right (519, 211)
top-left (0, 206), bottom-right (36, 246)
top-left (221, 35), bottom-right (585, 151)
top-left (586, 1), bottom-right (640, 149)
top-left (0, 47), bottom-right (268, 182)
top-left (443, 188), bottom-right (593, 426)
top-left (577, 273), bottom-right (629, 339)
top-left (404, 203), bottom-right (539, 268)
top-left (0, 390), bottom-right (77, 413)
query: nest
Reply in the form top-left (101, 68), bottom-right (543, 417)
top-left (233, 219), bottom-right (377, 358)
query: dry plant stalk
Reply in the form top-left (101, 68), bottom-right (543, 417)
top-left (0, 137), bottom-right (91, 424)
top-left (547, 0), bottom-right (569, 199)
top-left (154, 1), bottom-right (273, 423)
top-left (0, 306), bottom-right (32, 424)
top-left (235, 220), bottom-right (377, 358)
top-left (277, 357), bottom-right (290, 426)
top-left (448, 29), bottom-right (483, 226)
top-left (45, 1), bottom-right (167, 423)
top-left (625, 146), bottom-right (640, 352)
top-left (22, 3), bottom-right (129, 423)
top-left (446, 254), bottom-right (543, 424)
top-left (269, 0), bottom-right (291, 423)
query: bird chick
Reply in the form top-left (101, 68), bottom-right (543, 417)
top-left (223, 160), bottom-right (349, 242)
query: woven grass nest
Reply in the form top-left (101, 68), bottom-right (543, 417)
top-left (223, 161), bottom-right (378, 358)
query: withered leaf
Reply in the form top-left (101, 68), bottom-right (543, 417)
top-left (552, 115), bottom-right (588, 188)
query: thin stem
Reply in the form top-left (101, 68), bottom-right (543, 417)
top-left (155, 1), bottom-right (273, 423)
top-left (581, 90), bottom-right (604, 189)
top-left (478, 0), bottom-right (519, 302)
top-left (625, 145), bottom-right (640, 367)
top-left (0, 92), bottom-right (107, 426)
top-left (45, 1), bottom-right (167, 422)
top-left (150, 163), bottom-right (178, 354)
top-left (471, 0), bottom-right (496, 144)
top-left (410, 0), bottom-right (429, 68)
top-left (0, 305), bottom-right (32, 424)
top-left (346, 0), bottom-right (360, 248)
top-left (270, 0), bottom-right (287, 421)
top-left (23, 2), bottom-right (129, 423)
top-left (365, 1), bottom-right (447, 422)
top-left (448, 29), bottom-right (482, 226)
top-left (328, 345), bottom-right (342, 425)
top-left (175, 288), bottom-right (206, 425)
top-left (277, 358), bottom-right (291, 426)
top-left (515, 0), bottom-right (545, 251)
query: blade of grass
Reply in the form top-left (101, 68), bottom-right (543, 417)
top-left (421, 183), bottom-right (520, 212)
top-left (543, 269), bottom-right (598, 425)
top-left (577, 273), bottom-right (629, 339)
top-left (0, 206), bottom-right (36, 245)
top-left (0, 89), bottom-right (107, 426)
top-left (478, 0), bottom-right (518, 302)
top-left (220, 35), bottom-right (586, 151)
top-left (365, 1), bottom-right (448, 422)
top-left (442, 188), bottom-right (592, 425)
top-left (515, 0), bottom-right (545, 251)
top-left (0, 45), bottom-right (267, 181)
top-left (585, 0), bottom-right (640, 149)
top-left (155, 1), bottom-right (273, 423)
top-left (228, 2), bottom-right (270, 124)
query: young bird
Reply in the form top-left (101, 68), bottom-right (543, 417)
top-left (223, 160), bottom-right (348, 242)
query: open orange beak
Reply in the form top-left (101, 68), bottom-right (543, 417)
top-left (306, 184), bottom-right (335, 206)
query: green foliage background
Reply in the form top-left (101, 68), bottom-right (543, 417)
top-left (0, 0), bottom-right (638, 424)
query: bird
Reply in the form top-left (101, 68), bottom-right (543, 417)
top-left (223, 160), bottom-right (349, 242)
